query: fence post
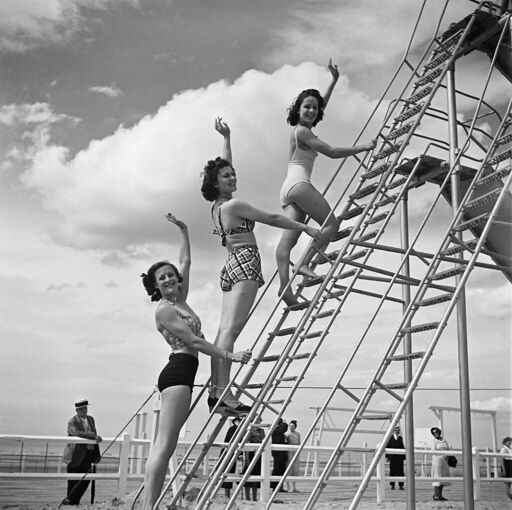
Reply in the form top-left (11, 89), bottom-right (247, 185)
top-left (376, 450), bottom-right (386, 503)
top-left (118, 433), bottom-right (131, 497)
top-left (472, 447), bottom-right (480, 501)
top-left (260, 443), bottom-right (271, 502)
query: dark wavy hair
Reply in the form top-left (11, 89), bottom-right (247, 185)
top-left (200, 157), bottom-right (231, 202)
top-left (287, 89), bottom-right (325, 127)
top-left (141, 261), bottom-right (182, 302)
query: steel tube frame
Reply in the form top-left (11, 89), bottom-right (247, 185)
top-left (446, 63), bottom-right (475, 509)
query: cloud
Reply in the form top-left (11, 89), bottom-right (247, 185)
top-left (0, 0), bottom-right (139, 53)
top-left (0, 102), bottom-right (72, 126)
top-left (18, 62), bottom-right (378, 251)
top-left (89, 84), bottom-right (124, 98)
top-left (470, 396), bottom-right (512, 412)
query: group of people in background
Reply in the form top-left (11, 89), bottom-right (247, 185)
top-left (222, 417), bottom-right (302, 501)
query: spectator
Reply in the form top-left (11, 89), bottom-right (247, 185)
top-left (430, 427), bottom-right (450, 501)
top-left (271, 418), bottom-right (288, 491)
top-left (61, 398), bottom-right (102, 506)
top-left (386, 425), bottom-right (405, 490)
top-left (222, 417), bottom-right (241, 498)
top-left (243, 416), bottom-right (265, 502)
top-left (285, 419), bottom-right (301, 492)
top-left (500, 436), bottom-right (512, 500)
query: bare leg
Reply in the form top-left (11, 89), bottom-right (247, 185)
top-left (142, 386), bottom-right (191, 510)
top-left (275, 204), bottom-right (305, 306)
top-left (212, 279), bottom-right (259, 404)
top-left (289, 182), bottom-right (339, 267)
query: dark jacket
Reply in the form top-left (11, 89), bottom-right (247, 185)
top-left (67, 415), bottom-right (101, 467)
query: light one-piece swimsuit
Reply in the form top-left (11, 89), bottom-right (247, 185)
top-left (279, 126), bottom-right (318, 207)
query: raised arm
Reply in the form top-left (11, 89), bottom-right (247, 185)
top-left (228, 199), bottom-right (321, 241)
top-left (156, 304), bottom-right (251, 363)
top-left (215, 116), bottom-right (232, 164)
top-left (298, 125), bottom-right (376, 159)
top-left (165, 213), bottom-right (191, 300)
top-left (323, 58), bottom-right (340, 108)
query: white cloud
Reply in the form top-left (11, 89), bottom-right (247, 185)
top-left (470, 396), bottom-right (512, 412)
top-left (0, 0), bottom-right (139, 53)
top-left (89, 84), bottom-right (124, 98)
top-left (18, 62), bottom-right (378, 250)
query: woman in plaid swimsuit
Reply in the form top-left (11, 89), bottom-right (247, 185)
top-left (201, 118), bottom-right (320, 414)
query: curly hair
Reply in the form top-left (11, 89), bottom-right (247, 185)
top-left (287, 88), bottom-right (325, 127)
top-left (141, 261), bottom-right (183, 302)
top-left (200, 157), bottom-right (231, 202)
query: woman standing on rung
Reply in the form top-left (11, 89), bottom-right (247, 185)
top-left (275, 59), bottom-right (376, 306)
top-left (201, 118), bottom-right (320, 414)
top-left (140, 214), bottom-right (251, 510)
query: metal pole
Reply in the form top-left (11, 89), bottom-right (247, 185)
top-left (446, 63), bottom-right (475, 509)
top-left (400, 189), bottom-right (416, 510)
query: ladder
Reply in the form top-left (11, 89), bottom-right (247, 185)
top-left (138, 3), bottom-right (511, 508)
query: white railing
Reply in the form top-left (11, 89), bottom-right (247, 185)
top-left (0, 434), bottom-right (510, 502)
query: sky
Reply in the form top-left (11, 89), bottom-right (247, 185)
top-left (0, 0), bottom-right (510, 455)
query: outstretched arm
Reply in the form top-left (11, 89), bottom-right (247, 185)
top-left (156, 304), bottom-right (252, 363)
top-left (323, 58), bottom-right (340, 108)
top-left (298, 125), bottom-right (376, 159)
top-left (228, 199), bottom-right (321, 241)
top-left (215, 116), bottom-right (232, 164)
top-left (165, 213), bottom-right (191, 300)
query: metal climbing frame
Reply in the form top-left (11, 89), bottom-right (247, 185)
top-left (135, 2), bottom-right (511, 509)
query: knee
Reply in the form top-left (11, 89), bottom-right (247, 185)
top-left (324, 217), bottom-right (340, 237)
top-left (218, 323), bottom-right (243, 346)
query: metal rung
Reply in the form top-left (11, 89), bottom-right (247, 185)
top-left (488, 148), bottom-right (512, 165)
top-left (338, 206), bottom-right (365, 221)
top-left (365, 212), bottom-right (389, 225)
top-left (374, 142), bottom-right (402, 160)
top-left (477, 166), bottom-right (511, 187)
top-left (441, 239), bottom-right (477, 256)
top-left (344, 250), bottom-right (368, 261)
top-left (292, 352), bottom-right (312, 360)
top-left (379, 382), bottom-right (408, 390)
top-left (362, 162), bottom-right (389, 180)
top-left (277, 376), bottom-right (298, 383)
top-left (246, 382), bottom-right (264, 389)
top-left (375, 193), bottom-right (399, 207)
top-left (355, 229), bottom-right (379, 243)
top-left (299, 275), bottom-right (325, 288)
top-left (286, 300), bottom-right (312, 311)
top-left (314, 309), bottom-right (335, 319)
top-left (268, 400), bottom-right (285, 405)
top-left (415, 67), bottom-right (442, 87)
top-left (273, 327), bottom-right (296, 337)
top-left (314, 250), bottom-right (339, 265)
top-left (394, 103), bottom-right (424, 123)
top-left (401, 321), bottom-right (439, 334)
top-left (387, 122), bottom-right (414, 141)
top-left (350, 182), bottom-right (378, 200)
top-left (495, 132), bottom-right (512, 147)
top-left (257, 354), bottom-right (280, 362)
top-left (417, 293), bottom-right (453, 306)
top-left (454, 213), bottom-right (489, 232)
top-left (424, 51), bottom-right (451, 70)
top-left (332, 227), bottom-right (353, 241)
top-left (358, 414), bottom-right (393, 421)
top-left (465, 189), bottom-right (500, 209)
top-left (387, 351), bottom-right (425, 362)
top-left (386, 176), bottom-right (407, 190)
top-left (406, 85), bottom-right (433, 104)
top-left (337, 269), bottom-right (358, 279)
top-left (430, 266), bottom-right (465, 280)
top-left (303, 331), bottom-right (322, 340)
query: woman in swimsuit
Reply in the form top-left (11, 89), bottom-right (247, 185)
top-left (201, 118), bottom-right (320, 414)
top-left (140, 213), bottom-right (251, 510)
top-left (276, 59), bottom-right (377, 306)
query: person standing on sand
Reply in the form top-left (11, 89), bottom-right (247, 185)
top-left (61, 398), bottom-right (102, 506)
top-left (285, 419), bottom-right (301, 492)
top-left (430, 427), bottom-right (450, 501)
top-left (500, 436), bottom-right (512, 499)
top-left (386, 425), bottom-right (406, 490)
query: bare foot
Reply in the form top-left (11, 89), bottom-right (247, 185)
top-left (280, 289), bottom-right (299, 307)
top-left (296, 264), bottom-right (317, 279)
